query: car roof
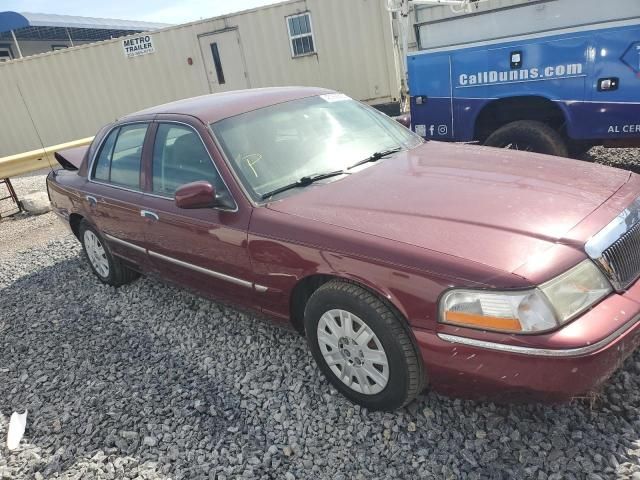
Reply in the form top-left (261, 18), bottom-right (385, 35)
top-left (123, 86), bottom-right (335, 124)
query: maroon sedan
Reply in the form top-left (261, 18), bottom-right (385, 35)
top-left (47, 87), bottom-right (640, 410)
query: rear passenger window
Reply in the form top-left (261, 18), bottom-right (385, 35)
top-left (152, 124), bottom-right (224, 196)
top-left (92, 123), bottom-right (148, 189)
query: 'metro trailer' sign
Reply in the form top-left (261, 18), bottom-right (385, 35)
top-left (122, 35), bottom-right (155, 58)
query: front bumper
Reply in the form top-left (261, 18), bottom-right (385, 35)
top-left (415, 279), bottom-right (640, 402)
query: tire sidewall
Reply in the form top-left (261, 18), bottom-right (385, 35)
top-left (79, 222), bottom-right (117, 284)
top-left (485, 121), bottom-right (567, 157)
top-left (305, 286), bottom-right (412, 410)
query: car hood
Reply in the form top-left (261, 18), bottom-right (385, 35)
top-left (266, 142), bottom-right (630, 274)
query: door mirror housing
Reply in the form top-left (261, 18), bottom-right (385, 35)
top-left (175, 181), bottom-right (217, 209)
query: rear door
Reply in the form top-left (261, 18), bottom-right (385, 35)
top-left (87, 122), bottom-right (151, 269)
top-left (139, 118), bottom-right (255, 304)
top-left (198, 29), bottom-right (249, 93)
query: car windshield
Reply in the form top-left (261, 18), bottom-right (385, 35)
top-left (210, 94), bottom-right (423, 201)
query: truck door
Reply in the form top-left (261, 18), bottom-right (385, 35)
top-left (588, 25), bottom-right (640, 141)
top-left (407, 52), bottom-right (454, 140)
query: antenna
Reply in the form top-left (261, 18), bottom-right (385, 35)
top-left (16, 83), bottom-right (55, 173)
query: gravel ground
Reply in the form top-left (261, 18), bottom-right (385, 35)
top-left (2, 149), bottom-right (640, 479)
top-left (0, 170), bottom-right (69, 257)
top-left (582, 147), bottom-right (640, 173)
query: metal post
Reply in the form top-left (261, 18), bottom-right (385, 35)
top-left (10, 30), bottom-right (22, 58)
top-left (66, 28), bottom-right (75, 47)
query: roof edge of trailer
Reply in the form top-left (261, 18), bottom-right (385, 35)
top-left (0, 11), bottom-right (170, 35)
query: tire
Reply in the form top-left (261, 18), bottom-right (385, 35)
top-left (79, 220), bottom-right (139, 287)
top-left (484, 120), bottom-right (568, 157)
top-left (304, 280), bottom-right (424, 410)
top-left (567, 140), bottom-right (594, 159)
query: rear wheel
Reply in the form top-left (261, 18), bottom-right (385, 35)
top-left (304, 280), bottom-right (424, 410)
top-left (484, 120), bottom-right (568, 157)
top-left (79, 220), bottom-right (139, 287)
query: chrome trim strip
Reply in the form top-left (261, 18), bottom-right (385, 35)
top-left (437, 315), bottom-right (640, 357)
top-left (148, 249), bottom-right (253, 289)
top-left (105, 234), bottom-right (268, 292)
top-left (104, 233), bottom-right (147, 253)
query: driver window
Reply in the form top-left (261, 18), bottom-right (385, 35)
top-left (151, 123), bottom-right (225, 197)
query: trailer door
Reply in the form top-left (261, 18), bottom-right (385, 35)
top-left (198, 29), bottom-right (250, 93)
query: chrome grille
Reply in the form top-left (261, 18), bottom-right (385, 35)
top-left (600, 222), bottom-right (640, 290)
top-left (586, 196), bottom-right (640, 292)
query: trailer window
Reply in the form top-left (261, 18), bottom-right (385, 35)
top-left (286, 12), bottom-right (315, 57)
top-left (0, 45), bottom-right (13, 62)
top-left (209, 42), bottom-right (225, 85)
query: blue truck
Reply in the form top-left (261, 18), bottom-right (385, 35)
top-left (407, 12), bottom-right (640, 157)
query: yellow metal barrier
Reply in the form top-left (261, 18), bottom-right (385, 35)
top-left (0, 137), bottom-right (94, 179)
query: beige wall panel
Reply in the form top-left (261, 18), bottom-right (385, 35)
top-left (0, 0), bottom-right (399, 158)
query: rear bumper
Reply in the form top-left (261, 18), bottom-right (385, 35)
top-left (415, 281), bottom-right (640, 402)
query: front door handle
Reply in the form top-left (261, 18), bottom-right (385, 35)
top-left (86, 195), bottom-right (97, 207)
top-left (140, 210), bottom-right (159, 221)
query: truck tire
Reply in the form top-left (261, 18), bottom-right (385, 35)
top-left (484, 120), bottom-right (568, 157)
top-left (304, 279), bottom-right (424, 411)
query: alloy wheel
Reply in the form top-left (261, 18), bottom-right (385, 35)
top-left (316, 309), bottom-right (389, 395)
top-left (83, 230), bottom-right (110, 278)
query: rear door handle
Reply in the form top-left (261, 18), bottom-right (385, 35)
top-left (86, 195), bottom-right (97, 207)
top-left (140, 210), bottom-right (159, 221)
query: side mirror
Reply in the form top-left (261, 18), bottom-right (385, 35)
top-left (175, 181), bottom-right (216, 209)
top-left (394, 113), bottom-right (411, 128)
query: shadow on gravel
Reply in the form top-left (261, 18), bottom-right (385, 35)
top-left (2, 249), bottom-right (640, 479)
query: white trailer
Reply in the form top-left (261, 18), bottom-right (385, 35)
top-left (0, 0), bottom-right (400, 158)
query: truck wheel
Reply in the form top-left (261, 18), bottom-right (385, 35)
top-left (79, 220), bottom-right (139, 287)
top-left (567, 140), bottom-right (594, 159)
top-left (304, 280), bottom-right (424, 411)
top-left (484, 120), bottom-right (568, 157)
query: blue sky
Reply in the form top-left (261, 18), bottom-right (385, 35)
top-left (1, 0), bottom-right (282, 24)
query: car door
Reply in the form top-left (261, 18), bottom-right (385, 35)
top-left (87, 121), bottom-right (151, 269)
top-left (140, 118), bottom-right (255, 304)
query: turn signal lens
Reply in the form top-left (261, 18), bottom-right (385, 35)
top-left (444, 311), bottom-right (522, 332)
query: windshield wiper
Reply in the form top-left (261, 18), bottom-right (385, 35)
top-left (261, 170), bottom-right (348, 200)
top-left (347, 147), bottom-right (402, 171)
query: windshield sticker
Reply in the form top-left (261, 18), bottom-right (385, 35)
top-left (320, 93), bottom-right (351, 102)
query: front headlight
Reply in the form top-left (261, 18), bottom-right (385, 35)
top-left (439, 260), bottom-right (612, 333)
top-left (539, 260), bottom-right (612, 322)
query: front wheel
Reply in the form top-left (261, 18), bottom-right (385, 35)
top-left (79, 220), bottom-right (139, 287)
top-left (484, 120), bottom-right (568, 157)
top-left (304, 280), bottom-right (424, 410)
